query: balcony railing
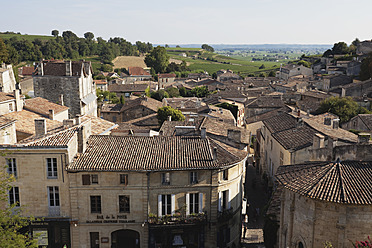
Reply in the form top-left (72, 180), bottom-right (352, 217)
top-left (148, 212), bottom-right (207, 225)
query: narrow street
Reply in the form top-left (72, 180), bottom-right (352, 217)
top-left (241, 163), bottom-right (269, 248)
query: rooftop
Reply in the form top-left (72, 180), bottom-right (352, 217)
top-left (37, 60), bottom-right (92, 77)
top-left (24, 97), bottom-right (69, 116)
top-left (276, 161), bottom-right (372, 204)
top-left (67, 136), bottom-right (247, 172)
top-left (128, 67), bottom-right (150, 76)
top-left (108, 83), bottom-right (149, 92)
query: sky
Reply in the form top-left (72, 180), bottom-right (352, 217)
top-left (1, 0), bottom-right (371, 45)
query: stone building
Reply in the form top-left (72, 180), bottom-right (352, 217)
top-left (33, 60), bottom-right (97, 118)
top-left (277, 64), bottom-right (313, 80)
top-left (158, 73), bottom-right (176, 89)
top-left (276, 161), bottom-right (372, 248)
top-left (66, 135), bottom-right (248, 248)
top-left (0, 63), bottom-right (17, 93)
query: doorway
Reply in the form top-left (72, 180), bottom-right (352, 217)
top-left (111, 229), bottom-right (140, 248)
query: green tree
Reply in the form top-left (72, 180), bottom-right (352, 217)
top-left (268, 70), bottom-right (276, 77)
top-left (297, 60), bottom-right (311, 68)
top-left (84, 32), bottom-right (94, 41)
top-left (316, 96), bottom-right (371, 123)
top-left (259, 64), bottom-right (265, 69)
top-left (144, 46), bottom-right (170, 73)
top-left (0, 166), bottom-right (37, 247)
top-left (0, 38), bottom-right (9, 63)
top-left (51, 30), bottom-right (59, 37)
top-left (332, 42), bottom-right (350, 55)
top-left (120, 95), bottom-right (125, 104)
top-left (165, 87), bottom-right (180, 98)
top-left (201, 44), bottom-right (214, 52)
top-left (157, 106), bottom-right (185, 125)
top-left (360, 53), bottom-right (372, 81)
top-left (217, 102), bottom-right (238, 119)
top-left (150, 89), bottom-right (169, 101)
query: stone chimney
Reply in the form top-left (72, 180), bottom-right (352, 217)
top-left (13, 90), bottom-right (22, 111)
top-left (35, 119), bottom-right (47, 137)
top-left (75, 116), bottom-right (82, 125)
top-left (77, 121), bottom-right (91, 154)
top-left (358, 133), bottom-right (370, 144)
top-left (59, 94), bottom-right (64, 106)
top-left (228, 129), bottom-right (242, 143)
top-left (313, 133), bottom-right (325, 149)
top-left (332, 119), bottom-right (340, 129)
top-left (63, 119), bottom-right (75, 127)
top-left (168, 116), bottom-right (172, 122)
top-left (66, 61), bottom-right (72, 76)
top-left (201, 127), bottom-right (206, 139)
top-left (49, 109), bottom-right (55, 120)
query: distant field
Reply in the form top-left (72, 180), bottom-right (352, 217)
top-left (113, 56), bottom-right (147, 69)
top-left (0, 33), bottom-right (54, 41)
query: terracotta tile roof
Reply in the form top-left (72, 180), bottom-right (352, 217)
top-left (39, 60), bottom-right (92, 77)
top-left (67, 136), bottom-right (247, 172)
top-left (246, 106), bottom-right (291, 124)
top-left (0, 116), bottom-right (16, 128)
top-left (81, 115), bottom-right (117, 135)
top-left (120, 97), bottom-right (162, 113)
top-left (0, 92), bottom-right (15, 102)
top-left (24, 127), bottom-right (77, 147)
top-left (101, 104), bottom-right (123, 112)
top-left (94, 80), bottom-right (107, 85)
top-left (272, 125), bottom-right (315, 151)
top-left (201, 118), bottom-right (249, 143)
top-left (19, 66), bottom-right (35, 76)
top-left (164, 97), bottom-right (207, 111)
top-left (24, 97), bottom-right (69, 115)
top-left (158, 73), bottom-right (176, 78)
top-left (108, 83), bottom-right (148, 93)
top-left (159, 117), bottom-right (204, 136)
top-left (3, 110), bottom-right (63, 135)
top-left (263, 112), bottom-right (298, 133)
top-left (276, 161), bottom-right (372, 204)
top-left (128, 67), bottom-right (150, 76)
top-left (246, 95), bottom-right (285, 109)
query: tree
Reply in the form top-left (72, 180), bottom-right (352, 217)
top-left (0, 38), bottom-right (9, 63)
top-left (201, 44), bottom-right (214, 52)
top-left (150, 89), bottom-right (169, 101)
top-left (120, 95), bottom-right (125, 104)
top-left (359, 53), bottom-right (372, 81)
top-left (165, 87), bottom-right (180, 98)
top-left (331, 42), bottom-right (350, 55)
top-left (51, 30), bottom-right (59, 37)
top-left (84, 32), bottom-right (94, 41)
top-left (144, 46), bottom-right (170, 73)
top-left (268, 70), bottom-right (276, 77)
top-left (0, 165), bottom-right (37, 247)
top-left (259, 64), bottom-right (265, 69)
top-left (157, 106), bottom-right (185, 125)
top-left (315, 96), bottom-right (371, 123)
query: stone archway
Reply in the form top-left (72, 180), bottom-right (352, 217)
top-left (111, 229), bottom-right (140, 248)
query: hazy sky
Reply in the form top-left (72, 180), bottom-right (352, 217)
top-left (1, 0), bottom-right (371, 45)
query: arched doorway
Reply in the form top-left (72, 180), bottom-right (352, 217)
top-left (111, 229), bottom-right (140, 248)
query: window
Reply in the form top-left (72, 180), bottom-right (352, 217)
top-left (187, 193), bottom-right (203, 214)
top-left (82, 175), bottom-right (98, 185)
top-left (158, 194), bottom-right (174, 216)
top-left (9, 103), bottom-right (13, 112)
top-left (47, 158), bottom-right (57, 179)
top-left (190, 171), bottom-right (198, 184)
top-left (90, 232), bottom-right (99, 248)
top-left (48, 186), bottom-right (60, 207)
top-left (218, 190), bottom-right (230, 211)
top-left (222, 170), bottom-right (228, 180)
top-left (161, 172), bottom-right (170, 185)
top-left (9, 187), bottom-right (20, 206)
top-left (90, 196), bottom-right (101, 213)
top-left (120, 174), bottom-right (128, 185)
top-left (6, 158), bottom-right (17, 178)
top-left (119, 195), bottom-right (130, 213)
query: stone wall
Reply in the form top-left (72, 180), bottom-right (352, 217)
top-left (279, 189), bottom-right (372, 248)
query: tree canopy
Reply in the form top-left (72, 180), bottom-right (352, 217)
top-left (157, 106), bottom-right (185, 125)
top-left (359, 53), bottom-right (372, 81)
top-left (201, 44), bottom-right (214, 52)
top-left (144, 46), bottom-right (169, 73)
top-left (315, 96), bottom-right (371, 123)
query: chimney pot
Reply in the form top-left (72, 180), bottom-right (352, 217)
top-left (34, 119), bottom-right (47, 137)
top-left (201, 127), bottom-right (206, 139)
top-left (49, 109), bottom-right (55, 120)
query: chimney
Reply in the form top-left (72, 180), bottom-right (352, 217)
top-left (313, 133), bottom-right (325, 149)
top-left (77, 126), bottom-right (86, 153)
top-left (63, 119), bottom-right (75, 127)
top-left (66, 61), bottom-right (72, 76)
top-left (332, 119), bottom-right (340, 129)
top-left (168, 115), bottom-right (172, 122)
top-left (49, 109), bottom-right (55, 120)
top-left (201, 127), bottom-right (206, 139)
top-left (341, 88), bottom-right (346, 97)
top-left (35, 119), bottom-right (47, 137)
top-left (213, 147), bottom-right (217, 161)
top-left (75, 116), bottom-right (82, 125)
top-left (297, 109), bottom-right (301, 117)
top-left (324, 117), bottom-right (331, 125)
top-left (13, 89), bottom-right (22, 111)
top-left (59, 94), bottom-right (64, 106)
top-left (296, 118), bottom-right (304, 128)
top-left (358, 133), bottom-right (370, 144)
top-left (38, 61), bottom-right (44, 76)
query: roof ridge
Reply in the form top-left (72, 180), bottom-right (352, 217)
top-left (335, 162), bottom-right (346, 203)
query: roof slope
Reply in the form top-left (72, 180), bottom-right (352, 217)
top-left (67, 136), bottom-right (247, 172)
top-left (276, 161), bottom-right (372, 204)
top-left (272, 125), bottom-right (315, 151)
top-left (25, 97), bottom-right (69, 115)
top-left (263, 112), bottom-right (298, 133)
